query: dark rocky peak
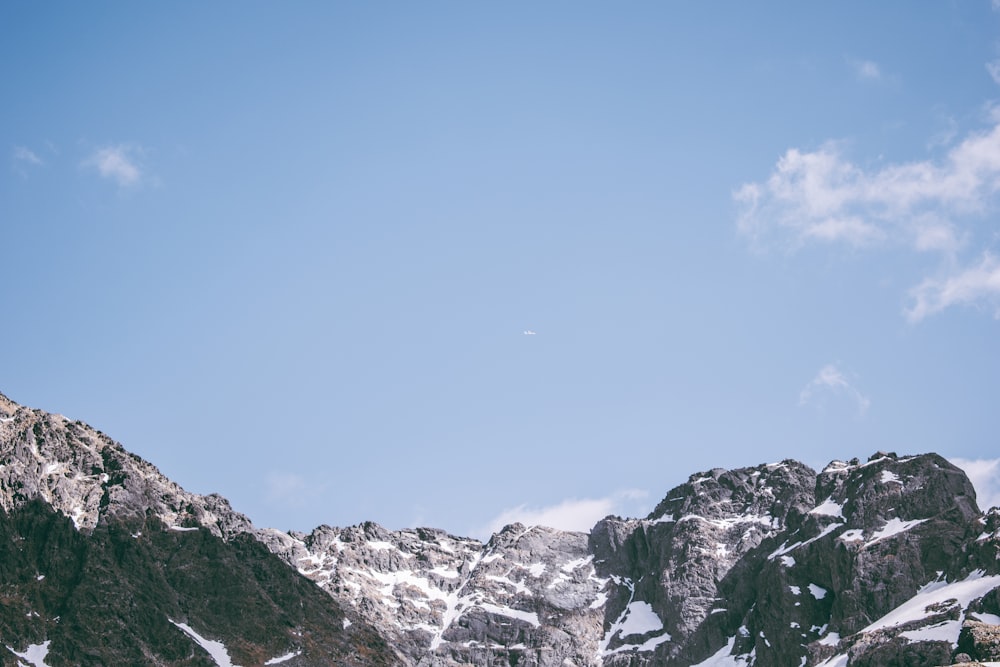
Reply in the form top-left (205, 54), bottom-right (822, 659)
top-left (646, 458), bottom-right (817, 529)
top-left (814, 451), bottom-right (980, 535)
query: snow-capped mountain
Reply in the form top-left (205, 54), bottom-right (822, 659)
top-left (2, 390), bottom-right (1000, 666)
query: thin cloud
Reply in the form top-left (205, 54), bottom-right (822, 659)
top-left (907, 253), bottom-right (1000, 321)
top-left (735, 105), bottom-right (1000, 320)
top-left (988, 61), bottom-right (1000, 86)
top-left (476, 489), bottom-right (649, 540)
top-left (799, 363), bottom-right (871, 415)
top-left (13, 146), bottom-right (43, 166)
top-left (950, 457), bottom-right (1000, 510)
top-left (854, 59), bottom-right (881, 81)
top-left (84, 144), bottom-right (143, 187)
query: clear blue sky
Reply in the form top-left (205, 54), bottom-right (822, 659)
top-left (4, 2), bottom-right (1000, 538)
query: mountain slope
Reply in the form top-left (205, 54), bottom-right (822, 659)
top-left (3, 390), bottom-right (1000, 666)
top-left (0, 392), bottom-right (396, 666)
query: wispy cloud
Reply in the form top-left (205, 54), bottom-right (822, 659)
top-left (799, 363), bottom-right (870, 415)
top-left (950, 457), bottom-right (1000, 510)
top-left (476, 489), bottom-right (649, 540)
top-left (13, 146), bottom-right (43, 166)
top-left (853, 59), bottom-right (881, 81)
top-left (735, 105), bottom-right (1000, 320)
top-left (987, 61), bottom-right (1000, 86)
top-left (84, 144), bottom-right (144, 187)
top-left (907, 253), bottom-right (1000, 321)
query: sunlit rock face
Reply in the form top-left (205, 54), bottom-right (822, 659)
top-left (3, 390), bottom-right (1000, 667)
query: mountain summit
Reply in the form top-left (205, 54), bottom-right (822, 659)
top-left (1, 391), bottom-right (999, 666)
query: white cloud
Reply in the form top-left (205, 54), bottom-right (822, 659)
top-left (84, 145), bottom-right (143, 187)
top-left (987, 61), bottom-right (1000, 86)
top-left (906, 253), bottom-right (1000, 321)
top-left (736, 108), bottom-right (1000, 320)
top-left (12, 146), bottom-right (43, 166)
top-left (476, 489), bottom-right (649, 540)
top-left (799, 363), bottom-right (871, 415)
top-left (950, 457), bottom-right (1000, 511)
top-left (854, 59), bottom-right (881, 81)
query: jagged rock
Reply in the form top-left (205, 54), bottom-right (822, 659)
top-left (4, 390), bottom-right (1000, 667)
top-left (0, 392), bottom-right (397, 666)
top-left (957, 619), bottom-right (1000, 661)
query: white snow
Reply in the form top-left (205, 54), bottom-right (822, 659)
top-left (525, 562), bottom-right (546, 577)
top-left (589, 592), bottom-right (609, 609)
top-left (561, 555), bottom-right (594, 572)
top-left (769, 522), bottom-right (842, 559)
top-left (485, 574), bottom-right (532, 595)
top-left (862, 570), bottom-right (1000, 635)
top-left (264, 650), bottom-right (302, 665)
top-left (865, 517), bottom-right (927, 547)
top-left (880, 470), bottom-right (902, 484)
top-left (817, 632), bottom-right (840, 646)
top-left (366, 541), bottom-right (396, 550)
top-left (170, 526), bottom-right (200, 532)
top-left (604, 632), bottom-right (673, 655)
top-left (808, 583), bottom-right (828, 599)
top-left (476, 602), bottom-right (540, 627)
top-left (971, 611), bottom-right (1000, 624)
top-left (816, 655), bottom-right (849, 667)
top-left (788, 585), bottom-right (801, 596)
top-left (342, 618), bottom-right (352, 629)
top-left (900, 619), bottom-right (962, 643)
top-left (6, 641), bottom-right (52, 667)
top-left (689, 636), bottom-right (755, 666)
top-left (429, 566), bottom-right (460, 578)
top-left (618, 602), bottom-right (663, 637)
top-left (170, 620), bottom-right (241, 667)
top-left (809, 497), bottom-right (844, 518)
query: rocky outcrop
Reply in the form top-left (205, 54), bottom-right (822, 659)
top-left (3, 391), bottom-right (1000, 667)
top-left (258, 521), bottom-right (609, 666)
top-left (0, 392), bottom-right (397, 666)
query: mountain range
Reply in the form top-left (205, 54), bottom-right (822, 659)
top-left (1, 390), bottom-right (999, 666)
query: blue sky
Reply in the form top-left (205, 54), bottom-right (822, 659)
top-left (4, 3), bottom-right (1000, 539)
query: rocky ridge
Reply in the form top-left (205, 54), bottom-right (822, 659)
top-left (3, 391), bottom-right (1000, 666)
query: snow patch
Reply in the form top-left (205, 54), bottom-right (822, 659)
top-left (900, 619), bottom-right (961, 644)
top-left (264, 650), bottom-right (302, 665)
top-left (689, 636), bottom-right (755, 666)
top-left (808, 583), bottom-right (828, 599)
top-left (477, 602), bottom-right (540, 627)
top-left (809, 497), bottom-right (844, 518)
top-left (862, 570), bottom-right (1000, 634)
top-left (865, 518), bottom-right (927, 547)
top-left (880, 470), bottom-right (902, 485)
top-left (170, 620), bottom-right (241, 667)
top-left (971, 611), bottom-right (1000, 624)
top-left (618, 601), bottom-right (664, 637)
top-left (6, 641), bottom-right (52, 667)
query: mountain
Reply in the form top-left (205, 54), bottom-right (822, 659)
top-left (2, 390), bottom-right (1000, 666)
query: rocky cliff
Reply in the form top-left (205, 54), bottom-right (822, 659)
top-left (2, 391), bottom-right (1000, 666)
